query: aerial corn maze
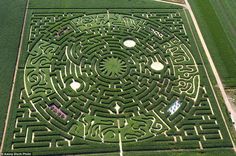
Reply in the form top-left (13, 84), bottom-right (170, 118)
top-left (1, 0), bottom-right (235, 155)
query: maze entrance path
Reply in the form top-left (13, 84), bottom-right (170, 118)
top-left (2, 0), bottom-right (234, 155)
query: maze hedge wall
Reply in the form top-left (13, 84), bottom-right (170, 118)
top-left (2, 1), bottom-right (233, 155)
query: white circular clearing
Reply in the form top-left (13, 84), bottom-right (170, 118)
top-left (123, 39), bottom-right (136, 48)
top-left (151, 61), bottom-right (164, 71)
top-left (70, 81), bottom-right (81, 91)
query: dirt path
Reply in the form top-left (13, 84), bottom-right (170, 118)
top-left (185, 0), bottom-right (236, 150)
top-left (153, 0), bottom-right (187, 8)
top-left (0, 0), bottom-right (29, 153)
top-left (164, 0), bottom-right (185, 4)
top-left (1, 0), bottom-right (235, 153)
top-left (226, 89), bottom-right (236, 128)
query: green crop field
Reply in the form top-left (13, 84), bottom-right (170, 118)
top-left (0, 0), bottom-right (27, 142)
top-left (210, 0), bottom-right (236, 87)
top-left (1, 0), bottom-right (236, 155)
top-left (210, 0), bottom-right (236, 53)
top-left (188, 0), bottom-right (236, 87)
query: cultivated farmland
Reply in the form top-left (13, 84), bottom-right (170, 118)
top-left (189, 0), bottom-right (236, 87)
top-left (1, 0), bottom-right (235, 155)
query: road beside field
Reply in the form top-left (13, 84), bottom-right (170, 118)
top-left (185, 0), bottom-right (236, 150)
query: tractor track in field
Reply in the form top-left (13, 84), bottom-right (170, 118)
top-left (185, 0), bottom-right (236, 151)
top-left (1, 0), bottom-right (236, 154)
top-left (157, 0), bottom-right (236, 151)
top-left (0, 0), bottom-right (29, 153)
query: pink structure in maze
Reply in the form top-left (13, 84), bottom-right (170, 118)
top-left (49, 104), bottom-right (68, 120)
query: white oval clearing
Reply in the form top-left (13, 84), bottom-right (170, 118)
top-left (70, 81), bottom-right (81, 91)
top-left (151, 61), bottom-right (164, 71)
top-left (123, 39), bottom-right (136, 48)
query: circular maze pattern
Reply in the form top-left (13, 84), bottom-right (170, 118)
top-left (24, 13), bottom-right (200, 143)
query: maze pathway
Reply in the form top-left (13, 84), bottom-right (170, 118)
top-left (2, 1), bottom-right (233, 155)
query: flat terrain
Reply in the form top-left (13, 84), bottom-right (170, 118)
top-left (0, 0), bottom-right (236, 156)
top-left (210, 0), bottom-right (236, 62)
top-left (165, 0), bottom-right (185, 4)
top-left (0, 0), bottom-right (26, 143)
top-left (188, 0), bottom-right (236, 87)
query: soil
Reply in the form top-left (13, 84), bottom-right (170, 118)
top-left (164, 0), bottom-right (185, 4)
